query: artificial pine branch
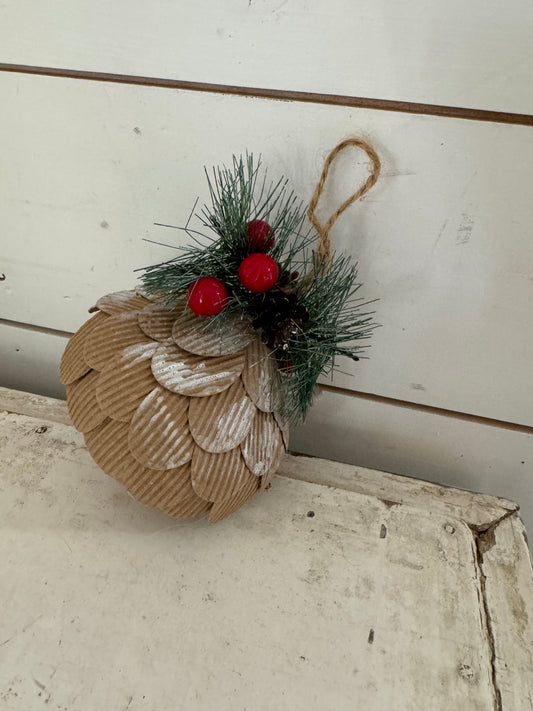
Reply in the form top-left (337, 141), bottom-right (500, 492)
top-left (141, 154), bottom-right (377, 423)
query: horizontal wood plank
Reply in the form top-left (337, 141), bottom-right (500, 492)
top-left (2, 72), bottom-right (533, 426)
top-left (1, 0), bottom-right (533, 114)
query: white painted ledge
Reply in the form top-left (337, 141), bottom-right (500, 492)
top-left (1, 388), bottom-right (532, 709)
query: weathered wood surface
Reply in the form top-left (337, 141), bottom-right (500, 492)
top-left (0, 385), bottom-right (71, 426)
top-left (289, 385), bottom-right (533, 538)
top-left (1, 0), bottom-right (532, 113)
top-left (2, 383), bottom-right (533, 536)
top-left (482, 516), bottom-right (533, 710)
top-left (1, 393), bottom-right (532, 710)
top-left (3, 72), bottom-right (533, 427)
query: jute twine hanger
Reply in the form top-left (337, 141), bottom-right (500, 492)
top-left (305, 137), bottom-right (381, 277)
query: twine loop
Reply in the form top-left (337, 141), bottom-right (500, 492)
top-left (307, 138), bottom-right (381, 271)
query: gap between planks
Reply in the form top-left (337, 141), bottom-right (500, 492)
top-left (1, 63), bottom-right (533, 127)
top-left (469, 517), bottom-right (512, 711)
top-left (318, 384), bottom-right (533, 436)
top-left (0, 317), bottom-right (74, 339)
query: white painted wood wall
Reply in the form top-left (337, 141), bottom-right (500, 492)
top-left (1, 2), bottom-right (533, 532)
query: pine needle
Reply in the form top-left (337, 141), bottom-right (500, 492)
top-left (141, 154), bottom-right (377, 423)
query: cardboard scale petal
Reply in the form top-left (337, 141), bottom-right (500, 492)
top-left (94, 290), bottom-right (151, 315)
top-left (241, 339), bottom-right (279, 412)
top-left (84, 312), bottom-right (154, 372)
top-left (240, 410), bottom-right (285, 476)
top-left (151, 342), bottom-right (244, 397)
top-left (163, 493), bottom-right (212, 519)
top-left (128, 461), bottom-right (209, 517)
top-left (134, 285), bottom-right (160, 301)
top-left (59, 311), bottom-right (108, 385)
top-left (188, 379), bottom-right (256, 453)
top-left (84, 418), bottom-right (132, 477)
top-left (86, 419), bottom-right (211, 518)
top-left (95, 342), bottom-right (158, 423)
top-left (208, 476), bottom-right (260, 524)
top-left (84, 418), bottom-right (172, 497)
top-left (128, 386), bottom-right (194, 470)
top-left (191, 446), bottom-right (255, 503)
top-left (172, 309), bottom-right (255, 357)
top-left (138, 305), bottom-right (182, 342)
top-left (66, 370), bottom-right (107, 433)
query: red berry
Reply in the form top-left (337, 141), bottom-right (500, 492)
top-left (187, 277), bottom-right (228, 316)
top-left (247, 220), bottom-right (275, 251)
top-left (238, 253), bottom-right (279, 293)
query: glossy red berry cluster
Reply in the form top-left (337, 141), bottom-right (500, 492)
top-left (187, 220), bottom-right (278, 315)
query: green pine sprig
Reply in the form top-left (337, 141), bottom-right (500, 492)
top-left (141, 154), bottom-right (377, 423)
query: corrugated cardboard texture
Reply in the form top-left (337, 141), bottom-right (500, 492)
top-left (172, 309), bottom-right (255, 357)
top-left (60, 289), bottom-right (288, 522)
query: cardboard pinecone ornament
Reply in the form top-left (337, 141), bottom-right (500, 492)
top-left (60, 139), bottom-right (381, 522)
